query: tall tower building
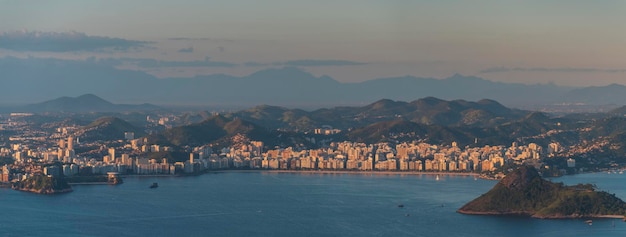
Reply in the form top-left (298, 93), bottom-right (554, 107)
top-left (121, 154), bottom-right (130, 165)
top-left (108, 148), bottom-right (116, 162)
top-left (67, 136), bottom-right (74, 151)
top-left (2, 165), bottom-right (11, 182)
top-left (190, 153), bottom-right (197, 164)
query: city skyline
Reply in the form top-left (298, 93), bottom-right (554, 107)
top-left (1, 1), bottom-right (626, 87)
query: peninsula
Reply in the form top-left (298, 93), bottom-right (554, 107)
top-left (12, 175), bottom-right (72, 194)
top-left (458, 166), bottom-right (626, 219)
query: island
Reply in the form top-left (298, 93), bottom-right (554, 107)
top-left (458, 166), bottom-right (626, 219)
top-left (12, 175), bottom-right (73, 194)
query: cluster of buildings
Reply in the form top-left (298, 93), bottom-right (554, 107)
top-left (2, 131), bottom-right (569, 183)
top-left (217, 141), bottom-right (565, 172)
top-left (0, 112), bottom-right (575, 183)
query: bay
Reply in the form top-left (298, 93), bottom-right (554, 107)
top-left (1, 171), bottom-right (625, 236)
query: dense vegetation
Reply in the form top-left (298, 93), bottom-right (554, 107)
top-left (0, 156), bottom-right (13, 166)
top-left (458, 166), bottom-right (626, 218)
top-left (231, 97), bottom-right (526, 131)
top-left (13, 175), bottom-right (72, 194)
top-left (149, 115), bottom-right (275, 147)
top-left (77, 116), bottom-right (146, 141)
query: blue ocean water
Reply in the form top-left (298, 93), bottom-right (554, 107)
top-left (1, 172), bottom-right (625, 237)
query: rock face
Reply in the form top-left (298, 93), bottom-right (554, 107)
top-left (458, 166), bottom-right (626, 218)
top-left (12, 175), bottom-right (73, 194)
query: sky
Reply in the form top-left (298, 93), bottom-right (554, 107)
top-left (1, 0), bottom-right (625, 86)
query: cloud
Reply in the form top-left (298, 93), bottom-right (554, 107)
top-left (243, 61), bottom-right (268, 67)
top-left (242, 59), bottom-right (367, 67)
top-left (480, 67), bottom-right (626, 74)
top-left (0, 30), bottom-right (149, 52)
top-left (168, 37), bottom-right (211, 40)
top-left (102, 57), bottom-right (237, 68)
top-left (168, 37), bottom-right (234, 42)
top-left (283, 59), bottom-right (367, 67)
top-left (178, 47), bottom-right (194, 53)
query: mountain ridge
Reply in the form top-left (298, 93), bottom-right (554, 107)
top-left (1, 57), bottom-right (625, 108)
top-left (230, 97), bottom-right (527, 131)
top-left (77, 116), bottom-right (146, 141)
top-left (20, 94), bottom-right (160, 113)
top-left (149, 115), bottom-right (274, 147)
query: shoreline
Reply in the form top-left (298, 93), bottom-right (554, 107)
top-left (13, 187), bottom-right (73, 194)
top-left (23, 168), bottom-right (626, 186)
top-left (116, 170), bottom-right (481, 178)
top-left (594, 215), bottom-right (625, 219)
top-left (208, 170), bottom-right (480, 177)
top-left (69, 167), bottom-right (626, 180)
top-left (458, 210), bottom-right (625, 219)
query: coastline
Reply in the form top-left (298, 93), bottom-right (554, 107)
top-left (115, 170), bottom-right (481, 178)
top-left (458, 210), bottom-right (625, 219)
top-left (13, 187), bottom-right (73, 194)
top-left (594, 215), bottom-right (626, 219)
top-left (208, 169), bottom-right (480, 177)
top-left (1, 169), bottom-right (487, 191)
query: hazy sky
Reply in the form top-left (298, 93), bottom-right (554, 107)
top-left (1, 0), bottom-right (625, 86)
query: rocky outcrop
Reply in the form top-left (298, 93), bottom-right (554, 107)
top-left (458, 166), bottom-right (626, 219)
top-left (12, 175), bottom-right (73, 194)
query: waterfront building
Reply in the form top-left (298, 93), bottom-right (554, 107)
top-left (67, 136), bottom-right (74, 151)
top-left (567, 158), bottom-right (576, 168)
top-left (1, 165), bottom-right (10, 182)
top-left (108, 148), bottom-right (116, 162)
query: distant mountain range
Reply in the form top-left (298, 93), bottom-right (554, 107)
top-left (17, 94), bottom-right (160, 113)
top-left (149, 97), bottom-right (560, 148)
top-left (228, 97), bottom-right (527, 131)
top-left (2, 57), bottom-right (626, 109)
top-left (143, 97), bottom-right (623, 150)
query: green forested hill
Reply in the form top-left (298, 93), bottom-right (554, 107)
top-left (458, 166), bottom-right (626, 218)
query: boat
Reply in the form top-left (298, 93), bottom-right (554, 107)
top-left (435, 175), bottom-right (440, 181)
top-left (585, 220), bottom-right (592, 225)
top-left (149, 182), bottom-right (158, 189)
top-left (398, 204), bottom-right (404, 208)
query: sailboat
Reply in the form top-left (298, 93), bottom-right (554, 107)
top-left (435, 175), bottom-right (440, 181)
